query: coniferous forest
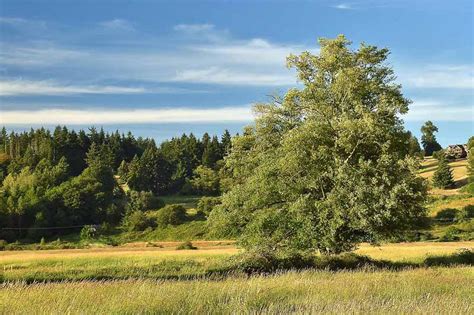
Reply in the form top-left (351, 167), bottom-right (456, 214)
top-left (0, 126), bottom-right (232, 241)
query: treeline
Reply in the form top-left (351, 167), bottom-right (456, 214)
top-left (0, 126), bottom-right (232, 241)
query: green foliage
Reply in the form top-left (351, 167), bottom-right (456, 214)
top-left (155, 205), bottom-right (187, 227)
top-left (424, 249), bottom-right (474, 266)
top-left (126, 190), bottom-right (164, 212)
top-left (440, 226), bottom-right (460, 242)
top-left (467, 136), bottom-right (474, 182)
top-left (456, 205), bottom-right (474, 221)
top-left (435, 208), bottom-right (459, 221)
top-left (122, 211), bottom-right (155, 232)
top-left (0, 239), bottom-right (7, 251)
top-left (460, 182), bottom-right (474, 195)
top-left (176, 240), bottom-right (197, 250)
top-left (432, 150), bottom-right (444, 161)
top-left (197, 196), bottom-right (221, 217)
top-left (432, 153), bottom-right (455, 189)
top-left (210, 35), bottom-right (427, 255)
top-left (80, 225), bottom-right (98, 241)
top-left (420, 121), bottom-right (442, 156)
top-left (189, 166), bottom-right (220, 195)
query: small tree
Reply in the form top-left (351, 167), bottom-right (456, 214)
top-left (196, 196), bottom-right (221, 217)
top-left (155, 204), bottom-right (187, 227)
top-left (189, 166), bottom-right (220, 195)
top-left (433, 153), bottom-right (455, 189)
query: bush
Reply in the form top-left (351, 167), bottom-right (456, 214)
top-left (460, 182), bottom-right (474, 195)
top-left (80, 225), bottom-right (98, 241)
top-left (0, 239), bottom-right (7, 251)
top-left (424, 249), bottom-right (474, 266)
top-left (176, 241), bottom-right (197, 250)
top-left (457, 205), bottom-right (474, 221)
top-left (196, 196), bottom-right (221, 217)
top-left (440, 226), bottom-right (461, 242)
top-left (122, 211), bottom-right (156, 232)
top-left (155, 205), bottom-right (187, 227)
top-left (435, 208), bottom-right (459, 221)
top-left (127, 190), bottom-right (164, 212)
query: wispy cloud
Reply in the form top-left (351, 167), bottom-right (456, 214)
top-left (0, 106), bottom-right (253, 124)
top-left (0, 26), bottom-right (309, 86)
top-left (401, 65), bottom-right (474, 89)
top-left (0, 80), bottom-right (147, 96)
top-left (0, 16), bottom-right (46, 28)
top-left (99, 19), bottom-right (134, 31)
top-left (404, 99), bottom-right (473, 121)
top-left (173, 23), bottom-right (215, 33)
top-left (333, 3), bottom-right (353, 10)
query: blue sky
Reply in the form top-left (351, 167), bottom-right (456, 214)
top-left (0, 0), bottom-right (472, 146)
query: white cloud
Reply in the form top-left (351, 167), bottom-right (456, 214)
top-left (0, 17), bottom-right (47, 28)
top-left (0, 107), bottom-right (253, 124)
top-left (0, 80), bottom-right (146, 96)
top-left (99, 19), bottom-right (134, 31)
top-left (0, 34), bottom-right (309, 86)
top-left (401, 64), bottom-right (474, 89)
top-left (173, 24), bottom-right (215, 33)
top-left (173, 67), bottom-right (294, 86)
top-left (403, 99), bottom-right (473, 121)
top-left (333, 3), bottom-right (352, 10)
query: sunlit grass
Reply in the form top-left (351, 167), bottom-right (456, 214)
top-left (1, 267), bottom-right (472, 314)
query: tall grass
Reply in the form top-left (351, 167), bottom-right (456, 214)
top-left (1, 267), bottom-right (473, 314)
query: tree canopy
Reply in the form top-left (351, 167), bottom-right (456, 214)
top-left (209, 35), bottom-right (427, 255)
top-left (421, 121), bottom-right (442, 156)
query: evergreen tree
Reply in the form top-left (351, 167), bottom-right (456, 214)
top-left (432, 153), bottom-right (455, 189)
top-left (467, 136), bottom-right (474, 182)
top-left (221, 130), bottom-right (232, 156)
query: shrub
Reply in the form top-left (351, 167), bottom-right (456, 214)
top-left (122, 211), bottom-right (155, 232)
top-left (435, 208), bottom-right (459, 221)
top-left (460, 182), bottom-right (474, 195)
top-left (127, 190), bottom-right (164, 212)
top-left (80, 225), bottom-right (98, 241)
top-left (0, 239), bottom-right (7, 251)
top-left (176, 241), bottom-right (197, 250)
top-left (456, 205), bottom-right (474, 221)
top-left (196, 196), bottom-right (221, 217)
top-left (440, 226), bottom-right (461, 242)
top-left (155, 205), bottom-right (187, 227)
top-left (424, 248), bottom-right (474, 266)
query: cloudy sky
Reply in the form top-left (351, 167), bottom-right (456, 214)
top-left (0, 0), bottom-right (472, 145)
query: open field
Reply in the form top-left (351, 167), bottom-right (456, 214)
top-left (1, 267), bottom-right (473, 314)
top-left (0, 242), bottom-right (473, 314)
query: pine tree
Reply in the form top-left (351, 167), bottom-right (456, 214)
top-left (433, 153), bottom-right (455, 189)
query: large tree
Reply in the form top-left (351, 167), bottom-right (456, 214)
top-left (421, 121), bottom-right (442, 156)
top-left (209, 35), bottom-right (427, 255)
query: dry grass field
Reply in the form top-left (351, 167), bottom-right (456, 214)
top-left (0, 242), bottom-right (473, 314)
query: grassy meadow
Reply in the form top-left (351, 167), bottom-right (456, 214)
top-left (1, 242), bottom-right (473, 313)
top-left (2, 267), bottom-right (473, 314)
